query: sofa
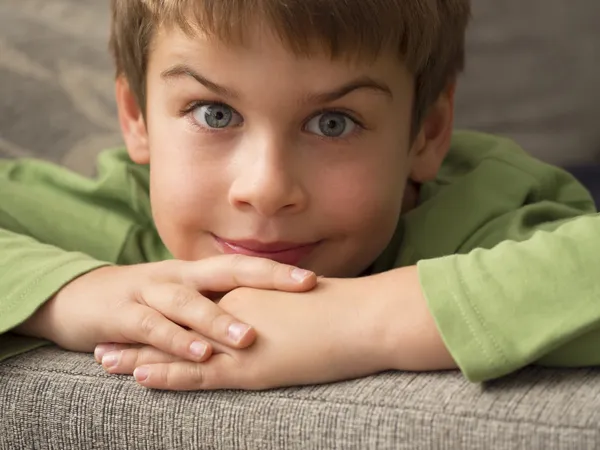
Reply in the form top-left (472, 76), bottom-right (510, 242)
top-left (1, 1), bottom-right (600, 449)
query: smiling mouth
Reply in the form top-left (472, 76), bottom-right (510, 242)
top-left (212, 235), bottom-right (320, 265)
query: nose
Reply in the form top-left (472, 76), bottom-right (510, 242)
top-left (228, 137), bottom-right (308, 217)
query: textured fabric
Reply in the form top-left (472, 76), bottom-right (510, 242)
top-left (0, 132), bottom-right (595, 367)
top-left (420, 213), bottom-right (600, 382)
top-left (2, 347), bottom-right (600, 450)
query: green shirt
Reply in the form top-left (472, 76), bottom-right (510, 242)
top-left (0, 131), bottom-right (597, 382)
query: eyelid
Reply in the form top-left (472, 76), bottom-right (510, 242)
top-left (305, 108), bottom-right (365, 130)
top-left (181, 100), bottom-right (239, 116)
top-left (182, 101), bottom-right (244, 132)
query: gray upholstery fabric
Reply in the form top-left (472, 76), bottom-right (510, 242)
top-left (2, 1), bottom-right (600, 449)
top-left (2, 347), bottom-right (600, 450)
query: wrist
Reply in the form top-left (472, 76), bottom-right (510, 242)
top-left (12, 294), bottom-right (57, 340)
top-left (366, 266), bottom-right (456, 372)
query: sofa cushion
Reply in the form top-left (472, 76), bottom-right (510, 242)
top-left (2, 347), bottom-right (600, 449)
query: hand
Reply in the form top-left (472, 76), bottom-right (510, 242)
top-left (96, 276), bottom-right (396, 390)
top-left (96, 267), bottom-right (456, 390)
top-left (14, 255), bottom-right (317, 363)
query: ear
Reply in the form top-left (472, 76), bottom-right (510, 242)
top-left (408, 82), bottom-right (456, 183)
top-left (115, 76), bottom-right (150, 165)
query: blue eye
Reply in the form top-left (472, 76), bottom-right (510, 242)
top-left (192, 103), bottom-right (243, 129)
top-left (305, 112), bottom-right (356, 138)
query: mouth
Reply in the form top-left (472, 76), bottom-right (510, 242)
top-left (213, 234), bottom-right (320, 266)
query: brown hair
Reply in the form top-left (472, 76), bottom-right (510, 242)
top-left (110, 0), bottom-right (470, 135)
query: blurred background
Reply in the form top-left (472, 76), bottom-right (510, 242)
top-left (0, 0), bottom-right (599, 177)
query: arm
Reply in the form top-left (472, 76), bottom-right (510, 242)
top-left (0, 227), bottom-right (109, 360)
top-left (101, 213), bottom-right (600, 389)
top-left (417, 212), bottom-right (600, 382)
top-left (0, 151), bottom-right (149, 361)
top-left (0, 228), bottom-right (108, 336)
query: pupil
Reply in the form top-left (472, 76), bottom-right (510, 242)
top-left (215, 111), bottom-right (224, 120)
top-left (327, 120), bottom-right (337, 129)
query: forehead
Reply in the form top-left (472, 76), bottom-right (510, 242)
top-left (148, 25), bottom-right (413, 89)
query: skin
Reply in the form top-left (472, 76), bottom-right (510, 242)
top-left (122, 26), bottom-right (450, 277)
top-left (15, 256), bottom-right (318, 361)
top-left (98, 268), bottom-right (456, 391)
top-left (96, 24), bottom-right (458, 390)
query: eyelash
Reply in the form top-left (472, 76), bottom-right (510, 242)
top-left (179, 101), bottom-right (367, 138)
top-left (179, 101), bottom-right (237, 134)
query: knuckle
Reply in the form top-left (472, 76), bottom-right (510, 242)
top-left (159, 367), bottom-right (173, 388)
top-left (225, 254), bottom-right (249, 286)
top-left (227, 253), bottom-right (249, 271)
top-left (186, 364), bottom-right (205, 387)
top-left (164, 364), bottom-right (204, 390)
top-left (210, 311), bottom-right (234, 336)
top-left (170, 286), bottom-right (196, 309)
top-left (139, 312), bottom-right (160, 337)
top-left (113, 296), bottom-right (132, 315)
top-left (170, 329), bottom-right (189, 355)
top-left (133, 349), bottom-right (147, 368)
top-left (265, 258), bottom-right (281, 275)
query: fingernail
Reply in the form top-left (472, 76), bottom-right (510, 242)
top-left (190, 341), bottom-right (207, 357)
top-left (291, 268), bottom-right (312, 283)
top-left (228, 323), bottom-right (251, 343)
top-left (102, 353), bottom-right (120, 369)
top-left (134, 367), bottom-right (150, 383)
top-left (94, 344), bottom-right (115, 362)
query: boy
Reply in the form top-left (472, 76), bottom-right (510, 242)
top-left (0, 0), bottom-right (598, 391)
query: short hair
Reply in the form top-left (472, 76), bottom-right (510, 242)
top-left (110, 0), bottom-right (470, 135)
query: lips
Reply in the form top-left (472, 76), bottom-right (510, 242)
top-left (213, 235), bottom-right (319, 266)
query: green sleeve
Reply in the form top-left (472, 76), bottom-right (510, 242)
top-left (0, 228), bottom-right (109, 358)
top-left (0, 150), bottom-right (156, 361)
top-left (419, 213), bottom-right (600, 382)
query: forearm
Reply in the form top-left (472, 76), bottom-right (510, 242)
top-left (419, 213), bottom-right (600, 382)
top-left (364, 266), bottom-right (457, 373)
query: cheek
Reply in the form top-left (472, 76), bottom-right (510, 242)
top-left (151, 166), bottom-right (207, 223)
top-left (317, 155), bottom-right (407, 238)
top-left (147, 110), bottom-right (220, 218)
top-left (147, 141), bottom-right (226, 247)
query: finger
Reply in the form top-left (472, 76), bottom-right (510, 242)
top-left (94, 343), bottom-right (141, 363)
top-left (101, 346), bottom-right (184, 375)
top-left (179, 254), bottom-right (317, 293)
top-left (119, 303), bottom-right (215, 362)
top-left (133, 354), bottom-right (239, 391)
top-left (138, 283), bottom-right (257, 349)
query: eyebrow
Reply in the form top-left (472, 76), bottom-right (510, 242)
top-left (161, 64), bottom-right (239, 99)
top-left (306, 76), bottom-right (393, 103)
top-left (161, 64), bottom-right (393, 103)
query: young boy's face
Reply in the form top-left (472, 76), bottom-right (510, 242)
top-left (117, 26), bottom-right (453, 277)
